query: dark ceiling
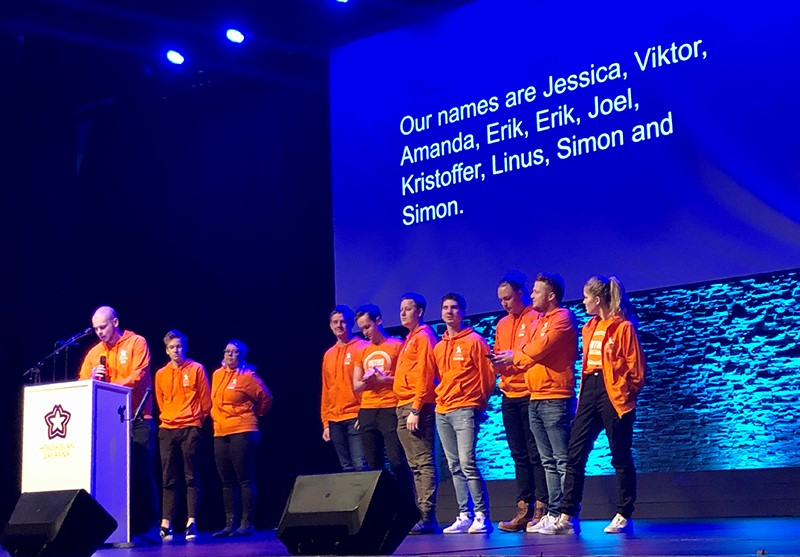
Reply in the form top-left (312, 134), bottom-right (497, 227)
top-left (2, 0), bottom-right (472, 108)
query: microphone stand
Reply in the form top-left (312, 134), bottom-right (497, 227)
top-left (22, 328), bottom-right (94, 384)
top-left (23, 344), bottom-right (72, 385)
top-left (132, 386), bottom-right (153, 422)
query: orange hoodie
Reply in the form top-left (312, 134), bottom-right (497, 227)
top-left (494, 305), bottom-right (539, 398)
top-left (210, 366), bottom-right (272, 436)
top-left (581, 315), bottom-right (645, 417)
top-left (355, 337), bottom-right (402, 409)
top-left (393, 324), bottom-right (439, 410)
top-left (79, 329), bottom-right (153, 418)
top-left (321, 337), bottom-right (367, 428)
top-left (434, 327), bottom-right (495, 414)
top-left (512, 307), bottom-right (578, 400)
top-left (154, 359), bottom-right (211, 429)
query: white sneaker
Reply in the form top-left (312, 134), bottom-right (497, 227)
top-left (468, 511), bottom-right (493, 534)
top-left (539, 514), bottom-right (580, 535)
top-left (525, 513), bottom-right (553, 533)
top-left (443, 512), bottom-right (472, 534)
top-left (603, 513), bottom-right (633, 534)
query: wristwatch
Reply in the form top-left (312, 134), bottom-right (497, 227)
top-left (410, 408), bottom-right (420, 416)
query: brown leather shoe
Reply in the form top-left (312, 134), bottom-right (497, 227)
top-left (498, 501), bottom-right (533, 532)
top-left (533, 500), bottom-right (547, 522)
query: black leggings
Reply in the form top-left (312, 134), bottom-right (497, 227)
top-left (214, 431), bottom-right (261, 524)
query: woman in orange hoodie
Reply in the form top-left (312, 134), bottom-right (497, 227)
top-left (540, 276), bottom-right (645, 536)
top-left (210, 340), bottom-right (273, 537)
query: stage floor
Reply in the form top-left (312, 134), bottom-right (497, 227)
top-left (2, 517), bottom-right (794, 557)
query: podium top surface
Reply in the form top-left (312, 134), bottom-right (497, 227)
top-left (24, 379), bottom-right (131, 395)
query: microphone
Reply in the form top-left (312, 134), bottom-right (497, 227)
top-left (61, 327), bottom-right (94, 346)
top-left (96, 355), bottom-right (107, 381)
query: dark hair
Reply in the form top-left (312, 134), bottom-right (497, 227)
top-left (329, 305), bottom-right (355, 326)
top-left (535, 272), bottom-right (565, 303)
top-left (498, 270), bottom-right (528, 295)
top-left (354, 304), bottom-right (382, 322)
top-left (441, 292), bottom-right (467, 312)
top-left (400, 292), bottom-right (427, 313)
top-left (226, 339), bottom-right (248, 361)
top-left (163, 329), bottom-right (187, 347)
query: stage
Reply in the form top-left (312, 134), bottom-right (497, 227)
top-left (2, 518), bottom-right (794, 557)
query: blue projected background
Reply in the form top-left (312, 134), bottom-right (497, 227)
top-left (330, 0), bottom-right (800, 325)
top-left (424, 269), bottom-right (799, 479)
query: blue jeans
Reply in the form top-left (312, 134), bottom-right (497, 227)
top-left (329, 418), bottom-right (367, 472)
top-left (436, 408), bottom-right (489, 515)
top-left (528, 398), bottom-right (575, 516)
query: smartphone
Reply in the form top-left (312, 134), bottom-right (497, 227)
top-left (484, 354), bottom-right (496, 359)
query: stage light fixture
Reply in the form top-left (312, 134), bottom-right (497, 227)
top-left (166, 50), bottom-right (185, 65)
top-left (226, 29), bottom-right (245, 43)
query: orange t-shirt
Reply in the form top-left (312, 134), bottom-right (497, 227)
top-left (355, 337), bottom-right (403, 409)
top-left (585, 318), bottom-right (611, 372)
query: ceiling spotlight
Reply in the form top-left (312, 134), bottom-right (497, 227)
top-left (166, 50), bottom-right (185, 65)
top-left (226, 29), bottom-right (245, 43)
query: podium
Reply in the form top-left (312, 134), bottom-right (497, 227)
top-left (21, 380), bottom-right (131, 544)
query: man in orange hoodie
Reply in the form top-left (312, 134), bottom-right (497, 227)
top-left (394, 292), bottom-right (439, 534)
top-left (510, 273), bottom-right (578, 533)
top-left (489, 271), bottom-right (548, 532)
top-left (79, 305), bottom-right (158, 543)
top-left (321, 306), bottom-right (368, 472)
top-left (153, 330), bottom-right (211, 542)
top-left (353, 304), bottom-right (413, 496)
top-left (434, 293), bottom-right (496, 534)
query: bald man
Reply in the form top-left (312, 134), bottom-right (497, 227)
top-left (79, 306), bottom-right (159, 543)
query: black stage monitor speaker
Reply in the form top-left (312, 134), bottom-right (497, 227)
top-left (1, 489), bottom-right (117, 557)
top-left (277, 470), bottom-right (419, 555)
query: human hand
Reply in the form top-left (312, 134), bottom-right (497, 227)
top-left (491, 350), bottom-right (514, 367)
top-left (406, 412), bottom-right (420, 432)
top-left (92, 364), bottom-right (107, 381)
top-left (322, 427), bottom-right (331, 442)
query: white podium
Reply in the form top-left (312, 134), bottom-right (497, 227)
top-left (21, 380), bottom-right (131, 544)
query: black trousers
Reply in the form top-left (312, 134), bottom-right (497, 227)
top-left (214, 431), bottom-right (261, 525)
top-left (561, 372), bottom-right (637, 518)
top-left (159, 426), bottom-right (202, 521)
top-left (501, 395), bottom-right (548, 505)
top-left (358, 407), bottom-right (414, 496)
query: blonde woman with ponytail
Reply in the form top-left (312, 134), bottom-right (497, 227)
top-left (539, 276), bottom-right (645, 536)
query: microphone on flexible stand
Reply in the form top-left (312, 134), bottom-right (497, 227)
top-left (59, 327), bottom-right (93, 346)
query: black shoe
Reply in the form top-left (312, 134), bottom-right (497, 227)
top-left (185, 523), bottom-right (198, 541)
top-left (212, 522), bottom-right (235, 538)
top-left (230, 523), bottom-right (254, 537)
top-left (159, 526), bottom-right (174, 543)
top-left (409, 516), bottom-right (439, 535)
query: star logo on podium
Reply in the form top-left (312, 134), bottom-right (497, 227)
top-left (44, 404), bottom-right (71, 440)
